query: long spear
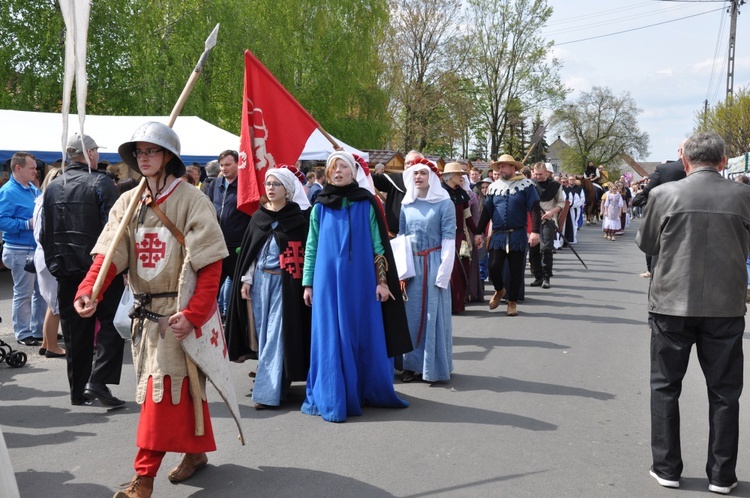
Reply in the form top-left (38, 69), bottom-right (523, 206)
top-left (90, 24), bottom-right (220, 437)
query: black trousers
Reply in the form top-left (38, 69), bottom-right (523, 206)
top-left (649, 313), bottom-right (744, 486)
top-left (57, 275), bottom-right (125, 402)
top-left (487, 249), bottom-right (525, 302)
top-left (529, 220), bottom-right (555, 279)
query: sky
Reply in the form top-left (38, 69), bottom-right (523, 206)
top-left (543, 0), bottom-right (750, 163)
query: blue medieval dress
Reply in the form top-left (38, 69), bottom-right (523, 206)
top-left (301, 183), bottom-right (411, 423)
top-left (400, 198), bottom-right (456, 382)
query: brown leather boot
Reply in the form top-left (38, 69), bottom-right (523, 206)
top-left (113, 475), bottom-right (153, 498)
top-left (167, 452), bottom-right (208, 483)
top-left (506, 301), bottom-right (518, 316)
top-left (488, 289), bottom-right (506, 310)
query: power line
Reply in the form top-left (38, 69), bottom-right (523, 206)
top-left (553, 7), bottom-right (725, 46)
top-left (546, 2), bottom-right (699, 35)
top-left (705, 7), bottom-right (728, 104)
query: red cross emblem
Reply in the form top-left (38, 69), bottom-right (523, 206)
top-left (136, 233), bottom-right (167, 269)
top-left (210, 328), bottom-right (227, 358)
top-left (279, 241), bottom-right (304, 279)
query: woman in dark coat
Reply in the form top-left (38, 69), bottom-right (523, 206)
top-left (225, 166), bottom-right (311, 409)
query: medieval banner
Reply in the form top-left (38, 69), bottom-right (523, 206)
top-left (236, 50), bottom-right (320, 215)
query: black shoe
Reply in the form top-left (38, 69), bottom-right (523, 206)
top-left (542, 278), bottom-right (551, 289)
top-left (71, 397), bottom-right (92, 406)
top-left (45, 350), bottom-right (66, 358)
top-left (530, 278), bottom-right (544, 287)
top-left (17, 337), bottom-right (40, 346)
top-left (83, 383), bottom-right (125, 407)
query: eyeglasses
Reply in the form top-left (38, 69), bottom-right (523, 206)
top-left (133, 148), bottom-right (164, 158)
top-left (264, 181), bottom-right (283, 188)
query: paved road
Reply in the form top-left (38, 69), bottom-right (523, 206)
top-left (1, 220), bottom-right (749, 497)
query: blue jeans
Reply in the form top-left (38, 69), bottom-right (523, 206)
top-left (649, 313), bottom-right (743, 486)
top-left (2, 246), bottom-right (46, 340)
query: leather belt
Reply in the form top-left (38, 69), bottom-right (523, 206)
top-left (129, 292), bottom-right (178, 338)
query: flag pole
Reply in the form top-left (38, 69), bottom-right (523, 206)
top-left (89, 24), bottom-right (220, 438)
top-left (317, 126), bottom-right (343, 151)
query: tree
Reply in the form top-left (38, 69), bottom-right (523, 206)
top-left (695, 86), bottom-right (750, 158)
top-left (1, 0), bottom-right (392, 149)
top-left (462, 0), bottom-right (566, 159)
top-left (383, 0), bottom-right (462, 152)
top-left (551, 86), bottom-right (649, 173)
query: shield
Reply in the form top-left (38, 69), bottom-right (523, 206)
top-left (178, 259), bottom-right (245, 445)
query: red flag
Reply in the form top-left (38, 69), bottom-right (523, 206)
top-left (237, 50), bottom-right (320, 214)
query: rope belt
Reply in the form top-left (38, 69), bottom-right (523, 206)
top-left (129, 292), bottom-right (179, 336)
top-left (415, 245), bottom-right (441, 346)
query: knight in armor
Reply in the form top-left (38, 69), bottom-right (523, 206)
top-left (73, 122), bottom-right (229, 498)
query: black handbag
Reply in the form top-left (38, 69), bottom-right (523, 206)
top-left (23, 255), bottom-right (36, 273)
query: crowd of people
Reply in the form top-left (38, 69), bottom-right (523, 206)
top-left (3, 128), bottom-right (749, 496)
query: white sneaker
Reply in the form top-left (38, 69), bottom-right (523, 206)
top-left (650, 469), bottom-right (679, 488)
top-left (708, 482), bottom-right (737, 494)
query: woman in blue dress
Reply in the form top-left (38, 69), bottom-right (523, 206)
top-left (399, 159), bottom-right (456, 383)
top-left (301, 151), bottom-right (412, 423)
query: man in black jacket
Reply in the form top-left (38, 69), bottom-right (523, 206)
top-left (42, 133), bottom-right (125, 407)
top-left (635, 140), bottom-right (687, 277)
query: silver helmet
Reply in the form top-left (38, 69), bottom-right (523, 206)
top-left (118, 121), bottom-right (186, 177)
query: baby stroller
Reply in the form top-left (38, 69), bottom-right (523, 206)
top-left (0, 317), bottom-right (27, 368)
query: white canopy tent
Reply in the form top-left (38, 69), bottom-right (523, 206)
top-left (0, 109), bottom-right (367, 165)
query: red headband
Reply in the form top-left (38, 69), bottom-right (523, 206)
top-left (413, 157), bottom-right (440, 177)
top-left (277, 163), bottom-right (306, 185)
top-left (352, 153), bottom-right (370, 176)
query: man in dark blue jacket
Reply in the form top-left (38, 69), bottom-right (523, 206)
top-left (207, 150), bottom-right (252, 315)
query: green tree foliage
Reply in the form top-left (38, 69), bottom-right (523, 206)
top-left (383, 0), bottom-right (462, 153)
top-left (463, 0), bottom-right (566, 160)
top-left (694, 86), bottom-right (750, 158)
top-left (0, 0), bottom-right (390, 148)
top-left (552, 86), bottom-right (649, 174)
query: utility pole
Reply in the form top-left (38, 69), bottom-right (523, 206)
top-left (726, 0), bottom-right (745, 101)
top-left (660, 0), bottom-right (745, 101)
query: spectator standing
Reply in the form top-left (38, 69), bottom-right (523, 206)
top-left (636, 132), bottom-right (749, 494)
top-left (0, 152), bottom-right (46, 345)
top-left (199, 160), bottom-right (219, 194)
top-left (42, 134), bottom-right (125, 406)
top-left (307, 167), bottom-right (325, 204)
top-left (207, 150), bottom-right (252, 317)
